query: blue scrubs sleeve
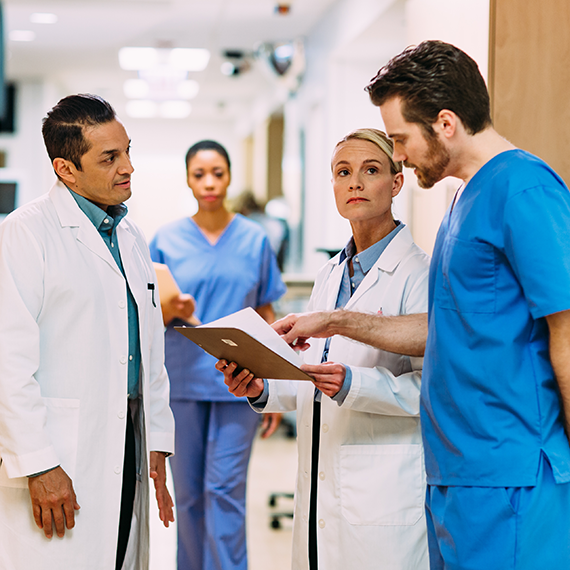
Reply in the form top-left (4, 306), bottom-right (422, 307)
top-left (256, 236), bottom-right (287, 307)
top-left (503, 185), bottom-right (570, 319)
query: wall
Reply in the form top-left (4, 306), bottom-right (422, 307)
top-left (489, 0), bottom-right (570, 185)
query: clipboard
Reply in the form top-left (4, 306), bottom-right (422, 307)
top-left (174, 326), bottom-right (313, 381)
top-left (153, 262), bottom-right (200, 326)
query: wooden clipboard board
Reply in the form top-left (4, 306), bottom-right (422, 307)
top-left (174, 326), bottom-right (313, 381)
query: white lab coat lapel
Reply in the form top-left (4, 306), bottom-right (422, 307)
top-left (49, 182), bottom-right (122, 277)
top-left (343, 228), bottom-right (413, 311)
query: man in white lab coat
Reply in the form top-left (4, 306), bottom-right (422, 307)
top-left (0, 94), bottom-right (175, 570)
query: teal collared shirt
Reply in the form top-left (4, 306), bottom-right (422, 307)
top-left (69, 189), bottom-right (141, 399)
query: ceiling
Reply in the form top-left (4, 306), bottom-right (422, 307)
top-left (3, 0), bottom-right (340, 120)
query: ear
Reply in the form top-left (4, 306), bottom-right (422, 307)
top-left (433, 109), bottom-right (457, 140)
top-left (391, 172), bottom-right (404, 198)
top-left (53, 158), bottom-right (77, 186)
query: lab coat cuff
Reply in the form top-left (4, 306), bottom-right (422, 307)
top-left (332, 364), bottom-right (352, 406)
top-left (248, 380), bottom-right (269, 411)
top-left (149, 432), bottom-right (175, 457)
top-left (2, 446), bottom-right (60, 479)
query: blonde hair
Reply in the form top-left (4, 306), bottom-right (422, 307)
top-left (335, 128), bottom-right (403, 175)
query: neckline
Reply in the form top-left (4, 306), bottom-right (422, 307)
top-left (189, 213), bottom-right (237, 247)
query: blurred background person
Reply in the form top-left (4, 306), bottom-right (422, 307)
top-left (219, 128), bottom-right (430, 570)
top-left (149, 140), bottom-right (286, 570)
top-left (231, 189), bottom-right (290, 272)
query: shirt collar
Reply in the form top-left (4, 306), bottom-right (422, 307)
top-left (339, 221), bottom-right (405, 273)
top-left (68, 188), bottom-right (128, 230)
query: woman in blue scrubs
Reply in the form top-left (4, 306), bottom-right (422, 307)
top-left (149, 140), bottom-right (286, 570)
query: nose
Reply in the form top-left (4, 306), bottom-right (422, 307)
top-left (392, 143), bottom-right (406, 163)
top-left (349, 172), bottom-right (363, 190)
top-left (203, 173), bottom-right (216, 189)
top-left (118, 152), bottom-right (134, 175)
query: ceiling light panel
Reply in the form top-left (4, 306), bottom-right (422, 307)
top-left (9, 30), bottom-right (36, 42)
top-left (30, 13), bottom-right (58, 24)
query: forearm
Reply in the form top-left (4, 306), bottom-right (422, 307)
top-left (547, 310), bottom-right (570, 438)
top-left (326, 311), bottom-right (428, 357)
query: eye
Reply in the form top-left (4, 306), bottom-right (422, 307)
top-left (366, 167), bottom-right (379, 175)
top-left (215, 171), bottom-right (225, 178)
top-left (337, 169), bottom-right (350, 177)
top-left (104, 155), bottom-right (116, 164)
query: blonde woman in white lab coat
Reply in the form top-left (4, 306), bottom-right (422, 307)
top-left (218, 128), bottom-right (430, 570)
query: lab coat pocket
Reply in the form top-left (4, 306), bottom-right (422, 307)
top-left (0, 397), bottom-right (80, 488)
top-left (42, 397), bottom-right (80, 481)
top-left (339, 443), bottom-right (424, 526)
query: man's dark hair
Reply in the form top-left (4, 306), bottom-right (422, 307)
top-left (42, 94), bottom-right (116, 170)
top-left (366, 40), bottom-right (492, 136)
top-left (185, 140), bottom-right (231, 172)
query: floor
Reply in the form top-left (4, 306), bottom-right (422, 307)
top-left (148, 423), bottom-right (297, 570)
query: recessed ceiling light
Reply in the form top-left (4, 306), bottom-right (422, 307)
top-left (169, 48), bottom-right (210, 72)
top-left (9, 30), bottom-right (36, 42)
top-left (124, 79), bottom-right (150, 99)
top-left (126, 100), bottom-right (157, 118)
top-left (160, 101), bottom-right (191, 119)
top-left (30, 13), bottom-right (58, 24)
top-left (119, 47), bottom-right (159, 71)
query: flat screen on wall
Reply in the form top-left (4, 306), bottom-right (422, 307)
top-left (0, 182), bottom-right (17, 214)
top-left (0, 3), bottom-right (5, 120)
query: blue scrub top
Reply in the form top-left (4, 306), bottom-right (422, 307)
top-left (422, 149), bottom-right (570, 487)
top-left (150, 214), bottom-right (286, 401)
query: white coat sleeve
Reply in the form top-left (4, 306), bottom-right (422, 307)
top-left (341, 258), bottom-right (429, 417)
top-left (0, 218), bottom-right (60, 477)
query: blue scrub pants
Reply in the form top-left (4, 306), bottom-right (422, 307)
top-left (169, 400), bottom-right (260, 570)
top-left (426, 456), bottom-right (570, 569)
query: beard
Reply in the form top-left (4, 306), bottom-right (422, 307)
top-left (406, 133), bottom-right (450, 189)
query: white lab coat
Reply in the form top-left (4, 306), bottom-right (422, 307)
top-left (0, 182), bottom-right (175, 570)
top-left (261, 227), bottom-right (430, 570)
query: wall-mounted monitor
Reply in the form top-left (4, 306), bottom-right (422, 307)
top-left (0, 181), bottom-right (17, 215)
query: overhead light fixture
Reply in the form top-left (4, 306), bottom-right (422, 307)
top-left (30, 13), bottom-right (58, 24)
top-left (119, 47), bottom-right (159, 71)
top-left (159, 101), bottom-right (191, 119)
top-left (126, 100), bottom-right (157, 119)
top-left (169, 48), bottom-right (210, 72)
top-left (9, 30), bottom-right (36, 42)
top-left (119, 47), bottom-right (210, 72)
top-left (124, 79), bottom-right (150, 99)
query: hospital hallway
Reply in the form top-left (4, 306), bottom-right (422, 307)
top-left (149, 421), bottom-right (297, 570)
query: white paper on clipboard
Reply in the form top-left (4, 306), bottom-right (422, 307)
top-left (200, 307), bottom-right (304, 369)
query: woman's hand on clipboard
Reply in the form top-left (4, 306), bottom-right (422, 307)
top-left (216, 360), bottom-right (264, 399)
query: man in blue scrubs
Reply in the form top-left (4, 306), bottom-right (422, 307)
top-left (366, 40), bottom-right (570, 569)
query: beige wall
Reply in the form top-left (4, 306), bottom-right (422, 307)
top-left (489, 0), bottom-right (570, 185)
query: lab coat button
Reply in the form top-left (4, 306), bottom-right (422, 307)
top-left (322, 424), bottom-right (329, 433)
top-left (118, 300), bottom-right (126, 309)
top-left (120, 356), bottom-right (127, 364)
top-left (304, 471), bottom-right (309, 478)
top-left (318, 519), bottom-right (325, 529)
top-left (118, 411), bottom-right (125, 419)
top-left (319, 471), bottom-right (325, 481)
top-left (114, 466), bottom-right (121, 474)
